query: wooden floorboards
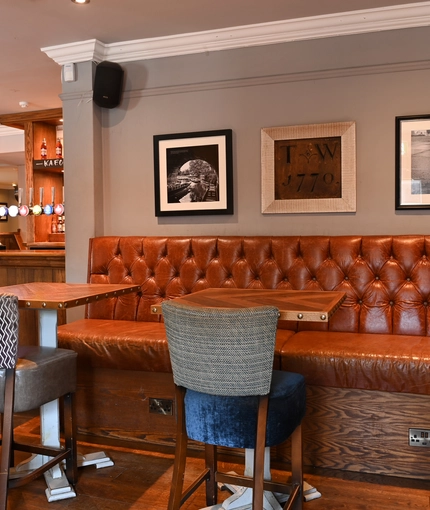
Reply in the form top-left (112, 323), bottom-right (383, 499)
top-left (5, 416), bottom-right (430, 510)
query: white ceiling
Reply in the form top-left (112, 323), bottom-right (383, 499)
top-left (0, 0), bottom-right (429, 177)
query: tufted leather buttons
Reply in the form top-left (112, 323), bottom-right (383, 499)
top-left (389, 301), bottom-right (394, 306)
top-left (344, 276), bottom-right (349, 280)
top-left (375, 276), bottom-right (380, 280)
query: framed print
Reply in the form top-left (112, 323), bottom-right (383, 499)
top-left (0, 203), bottom-right (7, 221)
top-left (261, 121), bottom-right (356, 214)
top-left (154, 129), bottom-right (233, 216)
top-left (395, 114), bottom-right (430, 210)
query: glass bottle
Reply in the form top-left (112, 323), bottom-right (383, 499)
top-left (56, 138), bottom-right (63, 158)
top-left (41, 138), bottom-right (47, 159)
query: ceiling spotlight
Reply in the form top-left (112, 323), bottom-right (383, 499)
top-left (19, 101), bottom-right (28, 108)
top-left (71, 0), bottom-right (90, 4)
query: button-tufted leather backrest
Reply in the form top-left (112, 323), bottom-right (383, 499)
top-left (86, 235), bottom-right (430, 336)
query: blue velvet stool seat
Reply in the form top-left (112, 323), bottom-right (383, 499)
top-left (162, 299), bottom-right (306, 510)
top-left (185, 370), bottom-right (306, 448)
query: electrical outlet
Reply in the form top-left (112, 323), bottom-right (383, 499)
top-left (409, 428), bottom-right (430, 447)
top-left (149, 398), bottom-right (173, 415)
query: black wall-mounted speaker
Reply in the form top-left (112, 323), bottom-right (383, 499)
top-left (93, 61), bottom-right (124, 109)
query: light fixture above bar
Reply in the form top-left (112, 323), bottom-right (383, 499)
top-left (71, 0), bottom-right (90, 4)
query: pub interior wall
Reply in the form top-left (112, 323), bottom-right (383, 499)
top-left (62, 27), bottom-right (430, 285)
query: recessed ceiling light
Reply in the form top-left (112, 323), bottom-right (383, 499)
top-left (71, 0), bottom-right (90, 4)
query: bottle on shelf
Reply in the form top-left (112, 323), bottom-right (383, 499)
top-left (57, 215), bottom-right (64, 233)
top-left (51, 215), bottom-right (57, 234)
top-left (56, 138), bottom-right (63, 158)
top-left (41, 138), bottom-right (47, 159)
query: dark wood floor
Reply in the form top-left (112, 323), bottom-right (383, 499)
top-left (6, 417), bottom-right (430, 510)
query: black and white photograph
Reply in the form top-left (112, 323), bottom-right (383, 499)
top-left (0, 203), bottom-right (7, 222)
top-left (396, 115), bottom-right (430, 209)
top-left (153, 130), bottom-right (233, 216)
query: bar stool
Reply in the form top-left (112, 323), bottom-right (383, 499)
top-left (162, 300), bottom-right (306, 510)
top-left (0, 293), bottom-right (78, 509)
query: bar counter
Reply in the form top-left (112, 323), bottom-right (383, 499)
top-left (0, 249), bottom-right (65, 344)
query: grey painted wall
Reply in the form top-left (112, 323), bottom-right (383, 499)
top-left (61, 27), bottom-right (430, 284)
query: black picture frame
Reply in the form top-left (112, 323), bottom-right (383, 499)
top-left (0, 203), bottom-right (8, 222)
top-left (153, 129), bottom-right (233, 216)
top-left (395, 114), bottom-right (430, 210)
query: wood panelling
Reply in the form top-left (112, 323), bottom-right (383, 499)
top-left (277, 385), bottom-right (430, 480)
top-left (74, 370), bottom-right (430, 480)
top-left (0, 230), bottom-right (25, 250)
top-left (75, 368), bottom-right (177, 446)
top-left (0, 108), bottom-right (62, 128)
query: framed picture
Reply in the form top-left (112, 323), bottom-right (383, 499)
top-left (395, 114), bottom-right (430, 210)
top-left (261, 121), bottom-right (356, 214)
top-left (153, 129), bottom-right (233, 216)
top-left (0, 203), bottom-right (7, 222)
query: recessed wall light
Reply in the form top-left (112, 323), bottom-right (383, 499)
top-left (71, 0), bottom-right (90, 4)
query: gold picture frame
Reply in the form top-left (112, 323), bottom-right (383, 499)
top-left (261, 121), bottom-right (356, 214)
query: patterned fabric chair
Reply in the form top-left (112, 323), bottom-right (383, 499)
top-left (162, 300), bottom-right (306, 510)
top-left (0, 293), bottom-right (78, 509)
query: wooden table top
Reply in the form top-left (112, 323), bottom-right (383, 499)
top-left (152, 288), bottom-right (346, 322)
top-left (0, 282), bottom-right (141, 310)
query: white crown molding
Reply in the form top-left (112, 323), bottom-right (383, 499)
top-left (115, 59), bottom-right (430, 100)
top-left (42, 2), bottom-right (430, 65)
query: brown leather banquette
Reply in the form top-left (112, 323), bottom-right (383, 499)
top-left (57, 235), bottom-right (430, 478)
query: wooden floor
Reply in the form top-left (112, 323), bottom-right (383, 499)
top-left (6, 418), bottom-right (430, 510)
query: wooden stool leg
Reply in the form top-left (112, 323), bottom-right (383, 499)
top-left (205, 444), bottom-right (217, 506)
top-left (253, 395), bottom-right (269, 510)
top-left (285, 424), bottom-right (303, 510)
top-left (0, 369), bottom-right (16, 510)
top-left (168, 387), bottom-right (188, 510)
top-left (63, 392), bottom-right (78, 485)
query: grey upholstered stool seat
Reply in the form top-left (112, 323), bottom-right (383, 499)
top-left (0, 346), bottom-right (77, 413)
top-left (0, 293), bottom-right (78, 510)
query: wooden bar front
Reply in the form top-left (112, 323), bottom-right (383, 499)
top-left (0, 250), bottom-right (65, 344)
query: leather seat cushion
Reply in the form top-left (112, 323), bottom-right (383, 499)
top-left (280, 331), bottom-right (430, 394)
top-left (57, 319), bottom-right (296, 372)
top-left (0, 346), bottom-right (77, 413)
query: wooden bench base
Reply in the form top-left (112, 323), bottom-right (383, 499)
top-left (279, 386), bottom-right (430, 480)
top-left (73, 367), bottom-right (430, 480)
